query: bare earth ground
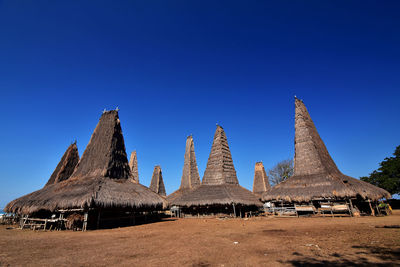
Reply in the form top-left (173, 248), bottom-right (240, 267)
top-left (1, 211), bottom-right (399, 267)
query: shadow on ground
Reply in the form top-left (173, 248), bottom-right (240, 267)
top-left (282, 245), bottom-right (400, 267)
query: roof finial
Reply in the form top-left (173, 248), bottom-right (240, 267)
top-left (103, 108), bottom-right (107, 114)
top-left (115, 107), bottom-right (119, 112)
top-left (294, 95), bottom-right (297, 99)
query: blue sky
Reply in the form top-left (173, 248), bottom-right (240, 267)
top-left (0, 1), bottom-right (399, 208)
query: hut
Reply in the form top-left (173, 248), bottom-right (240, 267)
top-left (167, 135), bottom-right (201, 203)
top-left (5, 110), bottom-right (166, 229)
top-left (262, 98), bottom-right (390, 215)
top-left (45, 142), bottom-right (80, 186)
top-left (149, 165), bottom-right (166, 197)
top-left (129, 150), bottom-right (139, 183)
top-left (171, 126), bottom-right (263, 217)
top-left (252, 162), bottom-right (270, 197)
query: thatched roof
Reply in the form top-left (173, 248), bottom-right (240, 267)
top-left (149, 166), bottom-right (166, 197)
top-left (129, 150), bottom-right (139, 183)
top-left (45, 143), bottom-right (79, 186)
top-left (262, 98), bottom-right (391, 203)
top-left (167, 135), bottom-right (201, 203)
top-left (171, 126), bottom-right (262, 207)
top-left (171, 184), bottom-right (263, 207)
top-left (252, 162), bottom-right (270, 196)
top-left (5, 110), bottom-right (166, 214)
top-left (202, 125), bottom-right (238, 185)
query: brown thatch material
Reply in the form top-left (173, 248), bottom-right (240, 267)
top-left (45, 143), bottom-right (79, 186)
top-left (172, 184), bottom-right (263, 207)
top-left (203, 125), bottom-right (238, 185)
top-left (262, 98), bottom-right (391, 203)
top-left (171, 126), bottom-right (262, 207)
top-left (5, 110), bottom-right (166, 214)
top-left (167, 136), bottom-right (201, 203)
top-left (252, 162), bottom-right (270, 196)
top-left (129, 150), bottom-right (139, 183)
top-left (149, 166), bottom-right (166, 197)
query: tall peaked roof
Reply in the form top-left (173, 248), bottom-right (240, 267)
top-left (166, 135), bottom-right (201, 203)
top-left (202, 125), bottom-right (238, 185)
top-left (45, 143), bottom-right (79, 186)
top-left (129, 151), bottom-right (139, 183)
top-left (5, 110), bottom-right (166, 214)
top-left (262, 98), bottom-right (391, 202)
top-left (150, 166), bottom-right (166, 196)
top-left (180, 136), bottom-right (201, 189)
top-left (70, 110), bottom-right (131, 180)
top-left (252, 162), bottom-right (270, 195)
top-left (171, 125), bottom-right (262, 208)
top-left (294, 98), bottom-right (340, 176)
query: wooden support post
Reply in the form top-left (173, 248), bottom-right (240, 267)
top-left (368, 200), bottom-right (375, 216)
top-left (232, 203), bottom-right (236, 217)
top-left (348, 199), bottom-right (354, 217)
top-left (83, 211), bottom-right (88, 232)
top-left (21, 215), bottom-right (28, 229)
top-left (44, 219), bottom-right (47, 231)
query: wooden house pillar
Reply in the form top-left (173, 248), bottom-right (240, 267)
top-left (83, 211), bottom-right (88, 232)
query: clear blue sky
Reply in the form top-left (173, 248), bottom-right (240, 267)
top-left (0, 1), bottom-right (399, 208)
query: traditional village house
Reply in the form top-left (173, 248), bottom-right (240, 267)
top-left (171, 125), bottom-right (262, 217)
top-left (5, 110), bottom-right (166, 229)
top-left (262, 98), bottom-right (390, 216)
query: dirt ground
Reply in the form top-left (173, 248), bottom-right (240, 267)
top-left (1, 211), bottom-right (399, 267)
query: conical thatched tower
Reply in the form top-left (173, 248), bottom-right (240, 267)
top-left (252, 162), bottom-right (270, 196)
top-left (202, 126), bottom-right (238, 185)
top-left (5, 110), bottom-right (166, 218)
top-left (262, 98), bottom-right (390, 203)
top-left (167, 136), bottom-right (201, 202)
top-left (45, 143), bottom-right (79, 186)
top-left (149, 166), bottom-right (166, 197)
top-left (171, 126), bottom-right (262, 216)
top-left (129, 151), bottom-right (139, 183)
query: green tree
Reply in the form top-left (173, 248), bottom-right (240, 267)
top-left (360, 145), bottom-right (400, 195)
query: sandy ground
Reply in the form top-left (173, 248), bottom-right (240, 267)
top-left (0, 211), bottom-right (399, 267)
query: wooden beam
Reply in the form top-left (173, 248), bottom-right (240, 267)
top-left (368, 200), bottom-right (375, 216)
top-left (348, 199), bottom-right (354, 217)
top-left (83, 212), bottom-right (88, 232)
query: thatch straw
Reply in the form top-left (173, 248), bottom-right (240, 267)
top-left (172, 184), bottom-right (263, 207)
top-left (129, 150), bottom-right (139, 183)
top-left (252, 162), bottom-right (270, 196)
top-left (202, 126), bottom-right (238, 185)
top-left (5, 110), bottom-right (166, 214)
top-left (171, 126), bottom-right (262, 207)
top-left (167, 136), bottom-right (201, 203)
top-left (45, 143), bottom-right (79, 186)
top-left (149, 165), bottom-right (166, 197)
top-left (262, 98), bottom-right (391, 202)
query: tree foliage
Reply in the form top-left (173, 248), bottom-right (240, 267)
top-left (360, 145), bottom-right (400, 195)
top-left (268, 159), bottom-right (294, 186)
